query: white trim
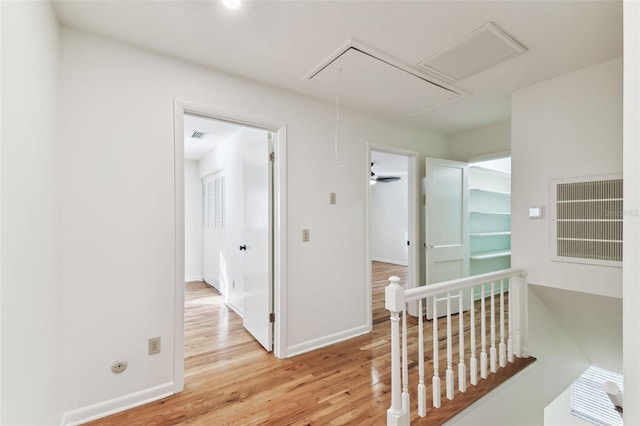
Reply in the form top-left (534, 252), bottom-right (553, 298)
top-left (60, 382), bottom-right (174, 426)
top-left (366, 143), bottom-right (420, 320)
top-left (286, 324), bottom-right (370, 358)
top-left (273, 126), bottom-right (288, 359)
top-left (185, 276), bottom-right (204, 282)
top-left (173, 101), bottom-right (186, 393)
top-left (225, 300), bottom-right (244, 318)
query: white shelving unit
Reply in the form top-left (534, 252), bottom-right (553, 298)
top-left (469, 164), bottom-right (511, 276)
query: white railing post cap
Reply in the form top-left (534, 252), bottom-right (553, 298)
top-left (385, 276), bottom-right (405, 312)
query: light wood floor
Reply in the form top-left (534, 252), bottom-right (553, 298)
top-left (86, 262), bottom-right (533, 425)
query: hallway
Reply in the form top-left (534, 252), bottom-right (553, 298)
top-left (86, 262), bottom-right (532, 425)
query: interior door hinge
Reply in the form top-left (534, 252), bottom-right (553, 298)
top-left (269, 312), bottom-right (275, 323)
top-left (269, 152), bottom-right (275, 162)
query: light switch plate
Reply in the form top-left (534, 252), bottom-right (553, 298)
top-left (529, 206), bottom-right (543, 219)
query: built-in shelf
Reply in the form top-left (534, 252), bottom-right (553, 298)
top-left (469, 188), bottom-right (511, 196)
top-left (470, 250), bottom-right (512, 260)
top-left (470, 211), bottom-right (511, 216)
top-left (471, 231), bottom-right (511, 237)
top-left (469, 158), bottom-right (512, 276)
top-left (469, 165), bottom-right (511, 176)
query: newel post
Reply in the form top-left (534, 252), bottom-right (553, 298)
top-left (386, 276), bottom-right (409, 426)
top-left (511, 271), bottom-right (529, 359)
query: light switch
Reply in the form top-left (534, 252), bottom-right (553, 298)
top-left (529, 206), bottom-right (543, 219)
top-left (330, 192), bottom-right (336, 205)
top-left (302, 229), bottom-right (310, 242)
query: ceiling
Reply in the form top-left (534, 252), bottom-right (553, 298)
top-left (371, 151), bottom-right (408, 177)
top-left (183, 114), bottom-right (241, 160)
top-left (53, 0), bottom-right (622, 135)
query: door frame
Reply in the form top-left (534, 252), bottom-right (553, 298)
top-left (365, 142), bottom-right (419, 324)
top-left (173, 99), bottom-right (288, 393)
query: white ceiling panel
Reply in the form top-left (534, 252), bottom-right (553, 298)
top-left (308, 46), bottom-right (462, 115)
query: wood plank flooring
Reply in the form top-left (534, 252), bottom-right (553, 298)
top-left (86, 262), bottom-right (534, 425)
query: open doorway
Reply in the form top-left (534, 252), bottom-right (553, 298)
top-left (174, 101), bottom-right (288, 392)
top-left (367, 146), bottom-right (419, 324)
top-left (183, 112), bottom-right (273, 351)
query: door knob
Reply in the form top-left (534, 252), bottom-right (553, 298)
top-left (239, 245), bottom-right (247, 251)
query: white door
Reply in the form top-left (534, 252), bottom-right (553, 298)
top-left (202, 171), bottom-right (226, 293)
top-left (240, 130), bottom-right (273, 352)
top-left (425, 157), bottom-right (469, 318)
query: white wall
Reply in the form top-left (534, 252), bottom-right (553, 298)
top-left (512, 57), bottom-right (623, 299)
top-left (371, 176), bottom-right (408, 265)
top-left (0, 1), bottom-right (62, 424)
top-left (544, 386), bottom-right (592, 426)
top-left (623, 2), bottom-right (640, 424)
top-left (449, 119), bottom-right (511, 162)
top-left (56, 27), bottom-right (449, 419)
top-left (447, 362), bottom-right (544, 426)
top-left (510, 58), bottom-right (623, 414)
top-left (184, 160), bottom-right (202, 281)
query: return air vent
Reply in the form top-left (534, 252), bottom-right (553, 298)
top-left (191, 131), bottom-right (208, 139)
top-left (417, 23), bottom-right (526, 82)
top-left (551, 175), bottom-right (622, 266)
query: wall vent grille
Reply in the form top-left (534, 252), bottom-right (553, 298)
top-left (551, 175), bottom-right (622, 266)
top-left (191, 131), bottom-right (208, 139)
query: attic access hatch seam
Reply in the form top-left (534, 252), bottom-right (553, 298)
top-left (304, 40), bottom-right (465, 116)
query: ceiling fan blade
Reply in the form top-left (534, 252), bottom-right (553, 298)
top-left (376, 176), bottom-right (401, 182)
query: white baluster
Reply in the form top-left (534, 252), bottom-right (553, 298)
top-left (490, 281), bottom-right (497, 374)
top-left (433, 295), bottom-right (441, 408)
top-left (507, 278), bottom-right (514, 363)
top-left (402, 306), bottom-right (410, 414)
top-left (480, 283), bottom-right (488, 379)
top-left (385, 276), bottom-right (408, 425)
top-left (458, 289), bottom-right (466, 392)
top-left (446, 293), bottom-right (454, 400)
top-left (418, 299), bottom-right (426, 417)
top-left (514, 277), bottom-right (522, 358)
top-left (499, 279), bottom-right (507, 368)
top-left (470, 286), bottom-right (477, 386)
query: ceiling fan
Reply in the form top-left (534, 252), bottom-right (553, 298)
top-left (371, 162), bottom-right (401, 183)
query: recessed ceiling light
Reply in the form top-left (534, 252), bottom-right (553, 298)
top-left (221, 0), bottom-right (241, 10)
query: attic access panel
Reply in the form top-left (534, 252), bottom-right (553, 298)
top-left (417, 22), bottom-right (527, 82)
top-left (307, 44), bottom-right (462, 115)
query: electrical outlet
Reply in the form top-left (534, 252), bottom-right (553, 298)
top-left (111, 360), bottom-right (128, 374)
top-left (148, 336), bottom-right (161, 355)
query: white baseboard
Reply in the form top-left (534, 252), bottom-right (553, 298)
top-left (60, 382), bottom-right (174, 426)
top-left (185, 275), bottom-right (203, 282)
top-left (286, 324), bottom-right (370, 358)
top-left (372, 257), bottom-right (408, 267)
top-left (226, 300), bottom-right (243, 318)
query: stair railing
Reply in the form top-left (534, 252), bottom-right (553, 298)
top-left (385, 268), bottom-right (528, 426)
